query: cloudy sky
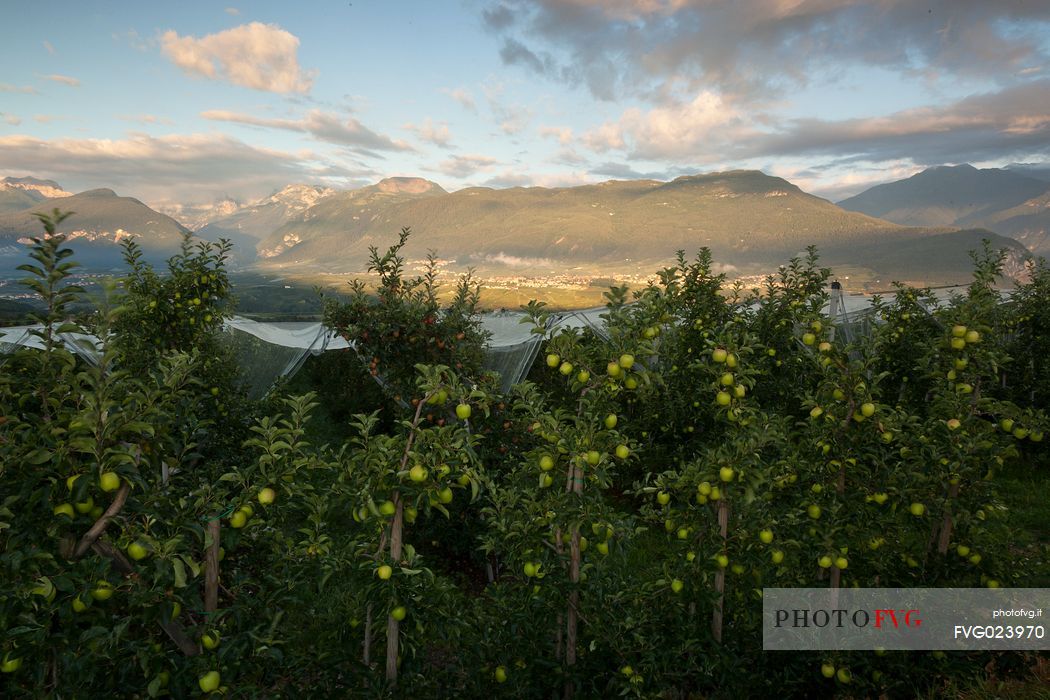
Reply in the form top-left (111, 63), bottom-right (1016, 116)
top-left (1, 0), bottom-right (1048, 208)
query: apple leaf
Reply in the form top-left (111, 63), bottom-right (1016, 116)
top-left (24, 448), bottom-right (52, 465)
top-left (172, 559), bottom-right (186, 588)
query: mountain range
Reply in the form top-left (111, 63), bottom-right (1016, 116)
top-left (0, 166), bottom-right (1044, 286)
top-left (839, 164), bottom-right (1050, 256)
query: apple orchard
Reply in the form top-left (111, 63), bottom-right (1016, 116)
top-left (1, 215), bottom-right (1048, 698)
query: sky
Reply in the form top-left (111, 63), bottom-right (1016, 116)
top-left (1, 0), bottom-right (1049, 210)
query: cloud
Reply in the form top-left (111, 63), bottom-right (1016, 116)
top-left (225, 7), bottom-right (240, 15)
top-left (482, 4), bottom-right (517, 30)
top-left (1, 113), bottom-right (21, 126)
top-left (743, 80), bottom-right (1050, 166)
top-left (43, 40), bottom-right (55, 55)
top-left (486, 0), bottom-right (1050, 103)
top-left (441, 86), bottom-right (477, 112)
top-left (161, 22), bottom-right (315, 94)
top-left (201, 108), bottom-right (412, 153)
top-left (0, 132), bottom-right (372, 205)
top-left (0, 84), bottom-right (37, 94)
top-left (538, 125), bottom-right (573, 145)
top-left (433, 154), bottom-right (500, 178)
top-left (117, 114), bottom-right (175, 126)
top-left (41, 74), bottom-right (80, 87)
top-left (483, 82), bottom-right (533, 134)
top-left (403, 118), bottom-right (453, 147)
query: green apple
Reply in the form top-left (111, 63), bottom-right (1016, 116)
top-left (606, 361), bottom-right (621, 378)
top-left (66, 474), bottom-right (81, 491)
top-left (716, 391), bottom-right (731, 406)
top-left (438, 487), bottom-right (453, 504)
top-left (546, 353), bottom-right (560, 368)
top-left (964, 330), bottom-right (980, 344)
top-left (539, 455), bottom-right (554, 471)
top-left (909, 502), bottom-right (925, 516)
top-left (596, 541), bottom-right (609, 555)
top-left (391, 606), bottom-right (406, 621)
top-left (656, 491), bottom-right (670, 505)
top-left (585, 450), bottom-right (600, 465)
top-left (733, 384), bottom-right (746, 398)
top-left (759, 529), bottom-right (774, 544)
top-left (951, 325), bottom-right (967, 338)
top-left (615, 445), bottom-right (630, 460)
top-left (127, 542), bottom-right (149, 561)
top-left (670, 578), bottom-right (684, 593)
top-left (719, 466), bottom-right (735, 483)
top-left (1, 653), bottom-right (22, 674)
top-left (818, 341), bottom-right (832, 353)
top-left (697, 481), bottom-right (712, 496)
top-left (559, 361), bottom-right (573, 376)
top-left (807, 504), bottom-right (822, 519)
top-left (228, 510), bottom-right (247, 529)
top-left (802, 332), bottom-right (816, 346)
top-left (257, 487), bottom-right (276, 504)
top-left (810, 406), bottom-right (824, 419)
top-left (198, 671), bottom-right (220, 693)
top-left (72, 595), bottom-right (88, 613)
top-left (494, 666), bottom-right (507, 683)
top-left (873, 493), bottom-right (888, 505)
top-left (712, 348), bottom-right (728, 363)
top-left (720, 372), bottom-right (734, 386)
top-left (618, 354), bottom-right (634, 369)
top-left (677, 527), bottom-right (689, 540)
top-left (604, 413), bottom-right (618, 429)
top-left (576, 370), bottom-right (590, 383)
top-left (379, 500), bottom-right (396, 516)
top-left (455, 403), bottom-right (471, 420)
top-left (818, 555), bottom-right (832, 569)
top-left (969, 553), bottom-right (982, 565)
top-left (956, 545), bottom-right (970, 557)
top-left (201, 631), bottom-right (220, 650)
top-left (715, 554), bottom-right (729, 569)
top-left (836, 668), bottom-right (851, 684)
top-left (821, 663), bottom-right (835, 679)
top-left (377, 565), bottom-right (393, 580)
top-left (860, 402), bottom-right (875, 418)
top-left (1000, 418), bottom-right (1015, 432)
top-left (709, 486), bottom-right (721, 500)
top-left (726, 353), bottom-right (738, 368)
top-left (835, 557), bottom-right (848, 570)
top-left (1013, 427), bottom-right (1029, 440)
top-left (946, 418), bottom-right (961, 430)
top-left (540, 474), bottom-right (553, 488)
top-left (54, 503), bottom-right (75, 519)
top-left (99, 471), bottom-right (120, 492)
top-left (686, 551), bottom-right (696, 562)
top-left (771, 550), bottom-right (785, 564)
top-left (409, 465), bottom-right (428, 482)
top-left (950, 337), bottom-right (966, 351)
top-left (91, 580), bottom-right (114, 601)
top-left (624, 377), bottom-right (638, 389)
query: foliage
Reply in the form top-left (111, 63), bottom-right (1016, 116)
top-left (1, 219), bottom-right (1047, 698)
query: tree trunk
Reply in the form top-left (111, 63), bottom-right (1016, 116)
top-left (385, 494), bottom-right (404, 684)
top-left (937, 483), bottom-right (960, 555)
top-left (204, 519), bottom-right (220, 612)
top-left (711, 499), bottom-right (729, 643)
